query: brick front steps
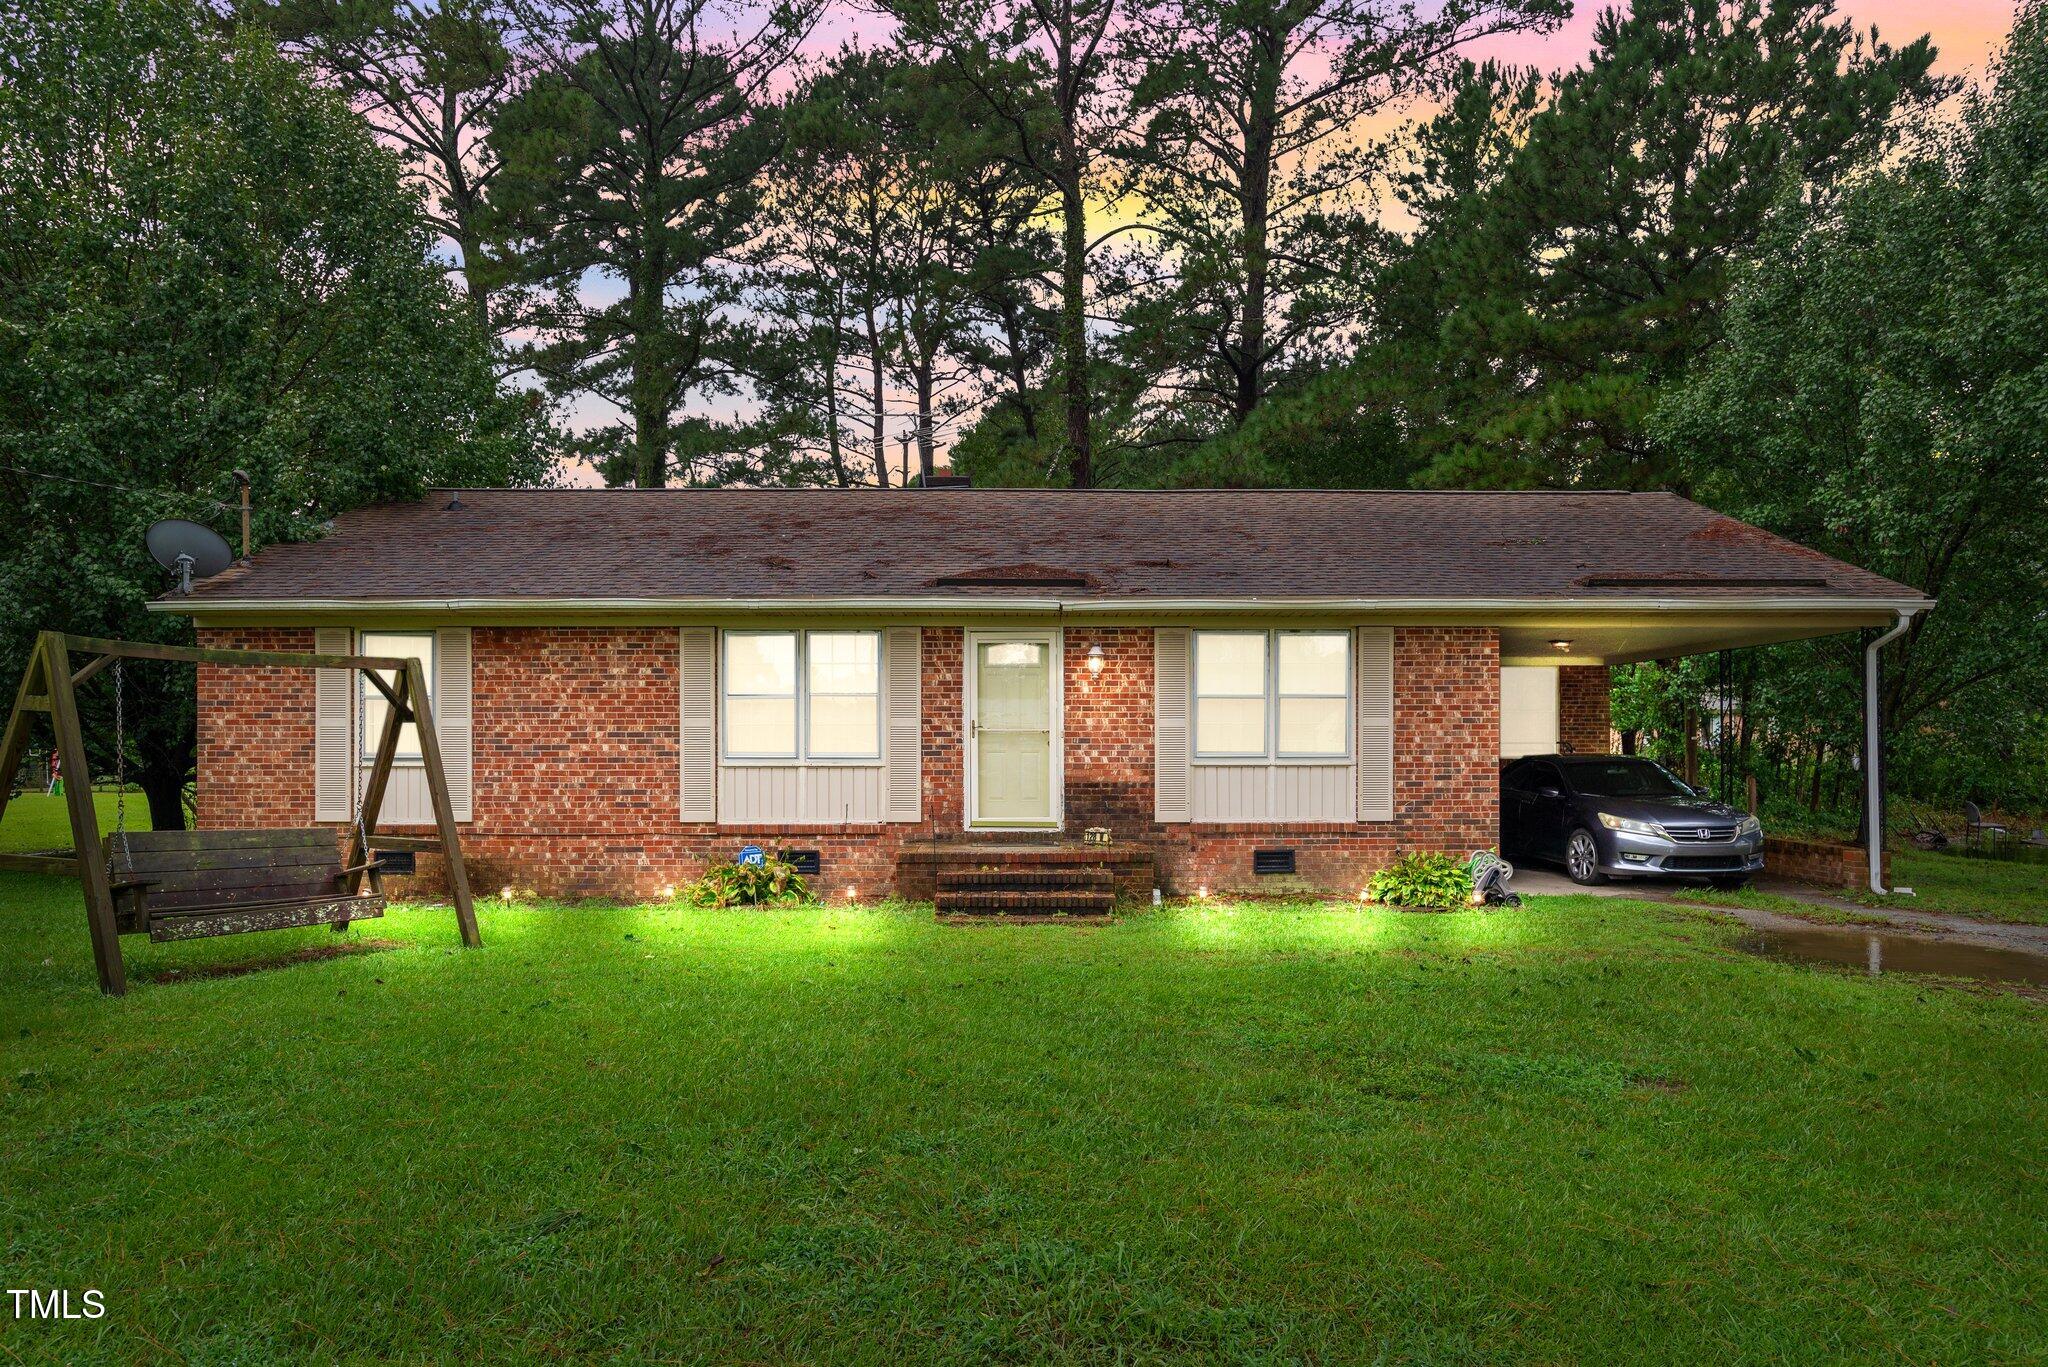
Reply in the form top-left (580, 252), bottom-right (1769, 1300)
top-left (899, 841), bottom-right (1156, 918)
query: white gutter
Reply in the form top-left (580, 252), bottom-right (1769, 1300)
top-left (1864, 608), bottom-right (1921, 895)
top-left (150, 593), bottom-right (1934, 617)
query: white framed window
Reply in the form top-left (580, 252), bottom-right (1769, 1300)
top-left (1193, 629), bottom-right (1350, 760)
top-left (722, 629), bottom-right (881, 762)
top-left (359, 630), bottom-right (434, 763)
top-left (1276, 631), bottom-right (1350, 757)
top-left (1193, 631), bottom-right (1268, 758)
top-left (805, 631), bottom-right (880, 758)
top-left (723, 631), bottom-right (800, 759)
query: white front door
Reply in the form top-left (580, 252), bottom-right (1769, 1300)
top-left (969, 633), bottom-right (1059, 827)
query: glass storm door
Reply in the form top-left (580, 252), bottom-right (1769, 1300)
top-left (972, 636), bottom-right (1056, 826)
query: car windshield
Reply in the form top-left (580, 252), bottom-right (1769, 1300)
top-left (1567, 761), bottom-right (1696, 799)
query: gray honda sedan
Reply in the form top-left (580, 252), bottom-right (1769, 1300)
top-left (1500, 755), bottom-right (1763, 888)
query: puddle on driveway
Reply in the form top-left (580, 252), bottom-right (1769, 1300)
top-left (1735, 927), bottom-right (2048, 988)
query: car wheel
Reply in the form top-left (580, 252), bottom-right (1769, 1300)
top-left (1565, 829), bottom-right (1609, 886)
top-left (1709, 875), bottom-right (1750, 891)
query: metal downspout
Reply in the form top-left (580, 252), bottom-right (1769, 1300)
top-left (1865, 610), bottom-right (1918, 894)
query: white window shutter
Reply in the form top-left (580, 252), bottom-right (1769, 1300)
top-left (1356, 628), bottom-right (1395, 822)
top-left (1154, 628), bottom-right (1191, 823)
top-left (883, 626), bottom-right (922, 822)
top-left (434, 627), bottom-right (473, 822)
top-left (314, 627), bottom-right (353, 822)
top-left (679, 628), bottom-right (716, 822)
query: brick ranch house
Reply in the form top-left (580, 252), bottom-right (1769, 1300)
top-left (152, 489), bottom-right (1928, 902)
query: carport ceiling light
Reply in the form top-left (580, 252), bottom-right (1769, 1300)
top-left (1549, 639), bottom-right (1573, 651)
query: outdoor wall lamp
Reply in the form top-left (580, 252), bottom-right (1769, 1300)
top-left (1549, 639), bottom-right (1573, 651)
top-left (1086, 644), bottom-right (1106, 675)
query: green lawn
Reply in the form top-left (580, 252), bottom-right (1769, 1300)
top-left (1, 833), bottom-right (2043, 1362)
top-left (1875, 847), bottom-right (2048, 925)
top-left (0, 789), bottom-right (150, 852)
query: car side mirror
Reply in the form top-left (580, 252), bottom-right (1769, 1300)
top-left (1537, 785), bottom-right (1564, 799)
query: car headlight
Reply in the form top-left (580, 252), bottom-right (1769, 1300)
top-left (1598, 811), bottom-right (1669, 838)
top-left (1737, 815), bottom-right (1761, 837)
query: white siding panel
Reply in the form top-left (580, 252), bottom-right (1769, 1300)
top-left (805, 766), bottom-right (884, 824)
top-left (719, 765), bottom-right (884, 824)
top-left (1191, 764), bottom-right (1351, 822)
top-left (1273, 764), bottom-right (1353, 821)
top-left (1500, 666), bottom-right (1561, 758)
top-left (315, 627), bottom-right (352, 822)
top-left (360, 765), bottom-right (434, 825)
top-left (719, 766), bottom-right (797, 823)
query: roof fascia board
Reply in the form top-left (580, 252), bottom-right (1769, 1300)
top-left (158, 593), bottom-right (1931, 627)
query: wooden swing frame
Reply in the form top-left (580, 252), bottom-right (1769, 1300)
top-left (0, 631), bottom-right (479, 995)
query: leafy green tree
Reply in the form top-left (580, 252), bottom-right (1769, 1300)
top-left (490, 0), bottom-right (819, 487)
top-left (1391, 0), bottom-right (1944, 489)
top-left (0, 0), bottom-right (552, 830)
top-left (1122, 0), bottom-right (1566, 447)
top-left (238, 0), bottom-right (528, 336)
top-left (890, 0), bottom-right (1130, 486)
top-left (1656, 2), bottom-right (2048, 803)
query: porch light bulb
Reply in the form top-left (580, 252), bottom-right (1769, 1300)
top-left (1086, 644), bottom-right (1106, 675)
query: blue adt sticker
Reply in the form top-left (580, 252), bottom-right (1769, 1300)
top-left (736, 844), bottom-right (766, 868)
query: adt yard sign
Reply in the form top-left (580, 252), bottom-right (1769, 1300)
top-left (736, 844), bottom-right (766, 868)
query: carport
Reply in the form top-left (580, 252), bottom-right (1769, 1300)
top-left (1496, 595), bottom-right (1929, 893)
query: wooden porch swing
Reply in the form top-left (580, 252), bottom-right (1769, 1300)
top-left (0, 631), bottom-right (479, 995)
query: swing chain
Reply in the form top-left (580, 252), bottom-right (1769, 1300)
top-left (108, 659), bottom-right (131, 875)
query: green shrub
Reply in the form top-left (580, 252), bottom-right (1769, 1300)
top-left (1367, 851), bottom-right (1474, 909)
top-left (690, 858), bottom-right (811, 908)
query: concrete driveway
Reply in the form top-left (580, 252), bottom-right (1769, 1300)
top-left (1507, 862), bottom-right (2048, 957)
top-left (1506, 865), bottom-right (1637, 897)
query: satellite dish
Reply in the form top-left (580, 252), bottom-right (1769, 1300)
top-left (146, 519), bottom-right (235, 594)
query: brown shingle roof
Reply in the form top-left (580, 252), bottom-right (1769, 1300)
top-left (169, 488), bottom-right (1922, 605)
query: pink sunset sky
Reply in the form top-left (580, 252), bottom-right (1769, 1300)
top-left (1448, 0), bottom-right (2009, 84)
top-left (551, 0), bottom-right (2023, 481)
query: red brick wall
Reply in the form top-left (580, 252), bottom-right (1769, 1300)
top-left (921, 627), bottom-right (965, 830)
top-left (195, 626), bottom-right (318, 828)
top-left (1559, 664), bottom-right (1612, 755)
top-left (1765, 835), bottom-right (1888, 890)
top-left (1063, 626), bottom-right (1154, 837)
top-left (195, 623), bottom-right (1503, 900)
top-left (1151, 626), bottom-right (1501, 894)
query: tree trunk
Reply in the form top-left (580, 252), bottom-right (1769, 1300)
top-left (455, 227), bottom-right (492, 336)
top-left (914, 350), bottom-right (936, 483)
top-left (865, 302), bottom-right (889, 487)
top-left (999, 297), bottom-right (1038, 442)
top-left (1807, 739), bottom-right (1826, 812)
top-left (1234, 41), bottom-right (1280, 426)
top-left (629, 265), bottom-right (665, 487)
top-left (442, 89), bottom-right (492, 337)
top-left (139, 765), bottom-right (188, 833)
top-left (1056, 158), bottom-right (1093, 486)
top-left (824, 315), bottom-right (850, 488)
